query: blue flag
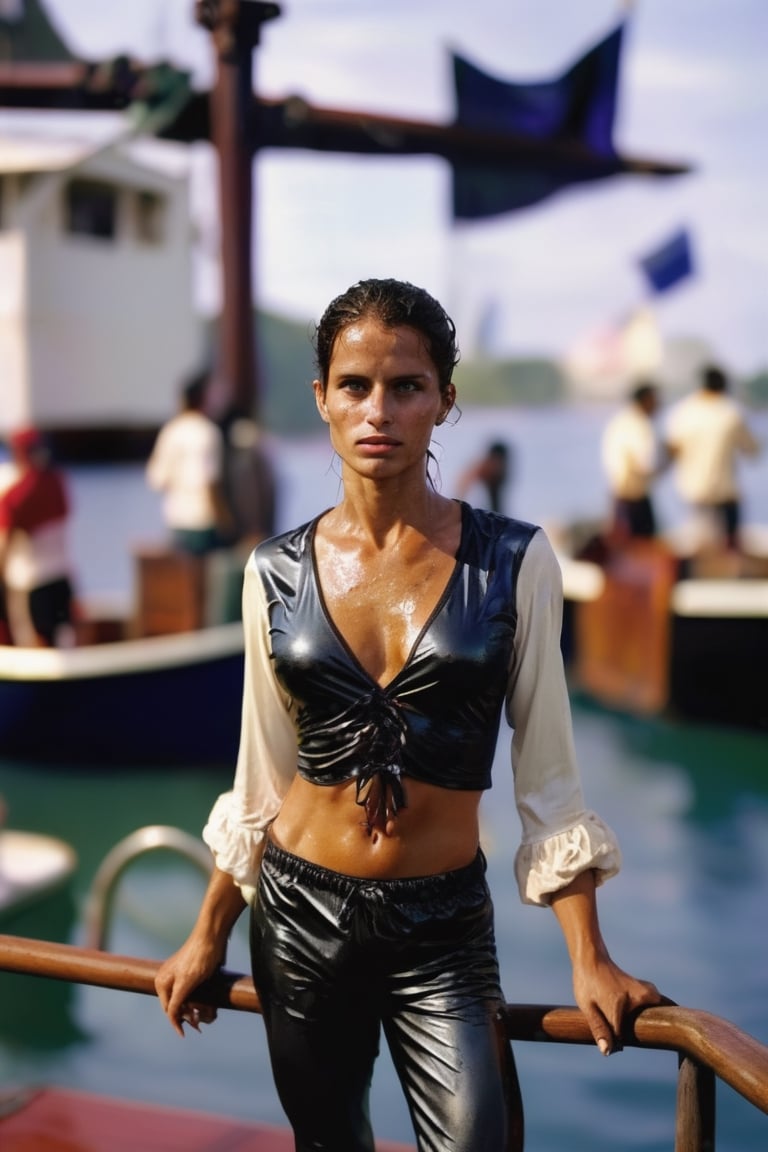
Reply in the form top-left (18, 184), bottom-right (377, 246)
top-left (638, 229), bottom-right (694, 294)
top-left (452, 23), bottom-right (624, 218)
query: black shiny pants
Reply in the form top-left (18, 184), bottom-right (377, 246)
top-left (250, 840), bottom-right (521, 1152)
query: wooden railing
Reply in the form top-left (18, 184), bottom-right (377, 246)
top-left (1, 934), bottom-right (766, 1151)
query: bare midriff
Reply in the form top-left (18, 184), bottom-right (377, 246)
top-left (270, 774), bottom-right (483, 879)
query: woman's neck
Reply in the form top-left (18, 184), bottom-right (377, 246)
top-left (323, 482), bottom-right (459, 557)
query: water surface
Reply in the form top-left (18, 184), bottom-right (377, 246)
top-left (2, 404), bottom-right (766, 1149)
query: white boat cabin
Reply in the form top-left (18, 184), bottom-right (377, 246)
top-left (0, 120), bottom-right (204, 441)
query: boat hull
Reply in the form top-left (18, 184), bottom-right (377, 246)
top-left (0, 625), bottom-right (244, 766)
top-left (670, 613), bottom-right (768, 729)
top-left (560, 544), bottom-right (768, 730)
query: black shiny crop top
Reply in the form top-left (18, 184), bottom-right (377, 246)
top-left (253, 503), bottom-right (538, 827)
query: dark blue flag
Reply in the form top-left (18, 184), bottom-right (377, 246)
top-left (452, 23), bottom-right (625, 219)
top-left (638, 228), bottom-right (694, 294)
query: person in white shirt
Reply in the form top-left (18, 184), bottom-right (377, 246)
top-left (665, 365), bottom-right (761, 551)
top-left (146, 373), bottom-right (232, 555)
top-left (601, 382), bottom-right (664, 542)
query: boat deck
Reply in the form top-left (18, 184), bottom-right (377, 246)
top-left (1, 1086), bottom-right (415, 1151)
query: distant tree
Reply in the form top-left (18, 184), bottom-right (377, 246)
top-left (0, 0), bottom-right (75, 62)
top-left (457, 357), bottom-right (565, 406)
top-left (743, 370), bottom-right (768, 408)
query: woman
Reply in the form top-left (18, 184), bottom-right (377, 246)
top-left (156, 279), bottom-right (661, 1151)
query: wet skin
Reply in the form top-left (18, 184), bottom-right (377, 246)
top-left (273, 319), bottom-right (478, 876)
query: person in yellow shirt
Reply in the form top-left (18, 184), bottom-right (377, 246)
top-left (665, 365), bottom-right (761, 551)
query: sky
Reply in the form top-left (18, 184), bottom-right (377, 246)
top-left (35, 0), bottom-right (768, 381)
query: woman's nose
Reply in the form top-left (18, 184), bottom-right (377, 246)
top-left (365, 385), bottom-right (392, 425)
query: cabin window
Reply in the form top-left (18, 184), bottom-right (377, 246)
top-left (136, 189), bottom-right (166, 245)
top-left (65, 179), bottom-right (117, 240)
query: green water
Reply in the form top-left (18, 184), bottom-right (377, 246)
top-left (2, 411), bottom-right (767, 1147)
top-left (1, 698), bottom-right (766, 1151)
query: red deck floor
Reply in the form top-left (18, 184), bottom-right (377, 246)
top-left (1, 1087), bottom-right (415, 1151)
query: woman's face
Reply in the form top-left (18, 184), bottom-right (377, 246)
top-left (314, 319), bottom-right (454, 481)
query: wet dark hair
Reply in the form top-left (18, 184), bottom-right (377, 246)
top-left (631, 381), bottom-right (657, 406)
top-left (313, 278), bottom-right (460, 396)
top-left (182, 371), bottom-right (208, 410)
top-left (702, 364), bottom-right (727, 393)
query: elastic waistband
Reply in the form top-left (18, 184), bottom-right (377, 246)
top-left (262, 837), bottom-right (486, 900)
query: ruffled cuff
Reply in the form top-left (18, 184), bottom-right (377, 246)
top-left (514, 810), bottom-right (622, 907)
top-left (202, 790), bottom-right (268, 902)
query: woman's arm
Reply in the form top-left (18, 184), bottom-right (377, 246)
top-left (507, 530), bottom-right (621, 903)
top-left (156, 550), bottom-right (296, 1036)
top-left (508, 530), bottom-right (662, 1048)
top-left (155, 865), bottom-right (246, 1037)
top-left (550, 869), bottom-right (661, 1054)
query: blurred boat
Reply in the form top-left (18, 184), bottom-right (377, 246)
top-left (0, 550), bottom-right (245, 766)
top-left (0, 622), bottom-right (244, 767)
top-left (0, 827), bottom-right (77, 924)
top-left (556, 523), bottom-right (768, 730)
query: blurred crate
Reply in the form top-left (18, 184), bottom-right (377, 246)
top-left (133, 548), bottom-right (206, 636)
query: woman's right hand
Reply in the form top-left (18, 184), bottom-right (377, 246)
top-left (154, 866), bottom-right (247, 1037)
top-left (155, 931), bottom-right (226, 1037)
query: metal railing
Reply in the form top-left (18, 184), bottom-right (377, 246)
top-left (0, 933), bottom-right (766, 1151)
top-left (81, 824), bottom-right (213, 951)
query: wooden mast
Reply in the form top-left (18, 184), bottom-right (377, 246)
top-left (195, 0), bottom-right (280, 420)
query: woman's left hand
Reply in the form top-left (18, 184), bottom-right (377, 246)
top-left (550, 869), bottom-right (665, 1056)
top-left (572, 953), bottom-right (663, 1055)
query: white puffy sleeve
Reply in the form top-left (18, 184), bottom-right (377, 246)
top-left (506, 529), bottom-right (621, 906)
top-left (202, 552), bottom-right (298, 899)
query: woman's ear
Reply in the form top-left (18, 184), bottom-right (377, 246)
top-left (313, 379), bottom-right (329, 423)
top-left (437, 383), bottom-right (456, 425)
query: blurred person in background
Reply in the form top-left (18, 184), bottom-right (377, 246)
top-left (456, 439), bottom-right (513, 514)
top-left (665, 364), bottom-right (762, 552)
top-left (0, 427), bottom-right (76, 647)
top-left (218, 405), bottom-right (277, 552)
top-left (0, 450), bottom-right (19, 644)
top-left (146, 371), bottom-right (233, 555)
top-left (601, 382), bottom-right (666, 544)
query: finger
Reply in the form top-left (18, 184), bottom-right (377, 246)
top-left (181, 1006), bottom-right (202, 1032)
top-left (585, 1006), bottom-right (618, 1057)
top-left (641, 980), bottom-right (666, 1006)
top-left (192, 1003), bottom-right (217, 1025)
top-left (180, 1004), bottom-right (217, 1031)
top-left (164, 991), bottom-right (190, 1038)
top-left (165, 1012), bottom-right (186, 1038)
top-left (606, 990), bottom-right (630, 1040)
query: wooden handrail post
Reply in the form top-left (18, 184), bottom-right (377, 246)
top-left (675, 1054), bottom-right (716, 1152)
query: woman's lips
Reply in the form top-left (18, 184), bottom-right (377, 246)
top-left (357, 436), bottom-right (401, 453)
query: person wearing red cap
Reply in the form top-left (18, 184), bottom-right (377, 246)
top-left (0, 453), bottom-right (19, 644)
top-left (0, 428), bottom-right (76, 647)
